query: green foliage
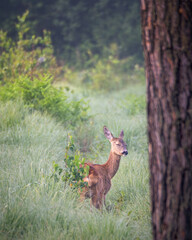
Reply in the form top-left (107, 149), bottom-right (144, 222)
top-left (0, 11), bottom-right (89, 127)
top-left (0, 75), bottom-right (88, 126)
top-left (0, 1), bottom-right (142, 66)
top-left (120, 93), bottom-right (146, 115)
top-left (63, 66), bottom-right (79, 84)
top-left (0, 83), bottom-right (151, 240)
top-left (130, 65), bottom-right (146, 83)
top-left (84, 56), bottom-right (120, 91)
top-left (64, 50), bottom-right (122, 92)
top-left (64, 52), bottom-right (145, 92)
top-left (51, 135), bottom-right (90, 189)
top-left (0, 11), bottom-right (61, 83)
top-left (115, 56), bottom-right (141, 74)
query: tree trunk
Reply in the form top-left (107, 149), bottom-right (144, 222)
top-left (141, 0), bottom-right (192, 239)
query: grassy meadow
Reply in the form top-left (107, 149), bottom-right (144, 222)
top-left (0, 80), bottom-right (151, 239)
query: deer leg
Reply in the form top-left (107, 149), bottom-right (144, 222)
top-left (91, 192), bottom-right (103, 209)
top-left (91, 196), bottom-right (100, 209)
top-left (104, 194), bottom-right (106, 207)
top-left (90, 186), bottom-right (99, 209)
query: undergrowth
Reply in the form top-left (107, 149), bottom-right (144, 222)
top-left (0, 75), bottom-right (88, 126)
top-left (64, 47), bottom-right (145, 92)
top-left (0, 11), bottom-right (61, 83)
top-left (0, 12), bottom-right (150, 240)
top-left (0, 83), bottom-right (151, 240)
top-left (0, 12), bottom-right (89, 127)
top-left (51, 134), bottom-right (89, 189)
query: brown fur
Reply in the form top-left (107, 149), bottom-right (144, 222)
top-left (80, 126), bottom-right (128, 209)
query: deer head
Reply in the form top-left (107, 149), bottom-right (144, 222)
top-left (103, 126), bottom-right (128, 156)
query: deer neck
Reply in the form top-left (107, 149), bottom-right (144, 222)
top-left (104, 151), bottom-right (121, 179)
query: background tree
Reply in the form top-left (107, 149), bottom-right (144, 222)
top-left (0, 0), bottom-right (142, 66)
top-left (141, 0), bottom-right (192, 239)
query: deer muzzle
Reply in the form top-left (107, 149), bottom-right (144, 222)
top-left (122, 150), bottom-right (128, 156)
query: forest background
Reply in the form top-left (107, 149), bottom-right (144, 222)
top-left (0, 1), bottom-right (150, 239)
top-left (0, 0), bottom-right (142, 67)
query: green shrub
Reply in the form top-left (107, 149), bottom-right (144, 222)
top-left (120, 93), bottom-right (146, 115)
top-left (130, 65), bottom-right (146, 83)
top-left (0, 11), bottom-right (89, 127)
top-left (63, 49), bottom-right (145, 92)
top-left (72, 55), bottom-right (120, 91)
top-left (0, 75), bottom-right (89, 126)
top-left (51, 135), bottom-right (90, 189)
top-left (115, 56), bottom-right (139, 74)
top-left (0, 11), bottom-right (61, 83)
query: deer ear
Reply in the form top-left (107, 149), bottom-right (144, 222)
top-left (103, 126), bottom-right (114, 141)
top-left (119, 130), bottom-right (124, 139)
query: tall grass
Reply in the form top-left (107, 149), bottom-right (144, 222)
top-left (0, 83), bottom-right (151, 239)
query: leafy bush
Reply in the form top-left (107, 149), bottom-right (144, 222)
top-left (0, 75), bottom-right (88, 126)
top-left (120, 93), bottom-right (146, 115)
top-left (0, 11), bottom-right (89, 127)
top-left (64, 55), bottom-right (121, 92)
top-left (130, 65), bottom-right (146, 83)
top-left (115, 56), bottom-right (139, 74)
top-left (63, 66), bottom-right (79, 84)
top-left (51, 135), bottom-right (90, 189)
top-left (63, 46), bottom-right (145, 92)
top-left (87, 57), bottom-right (120, 91)
top-left (0, 11), bottom-right (61, 83)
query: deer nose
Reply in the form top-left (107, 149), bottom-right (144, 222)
top-left (122, 150), bottom-right (128, 156)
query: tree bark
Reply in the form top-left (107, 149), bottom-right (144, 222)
top-left (141, 0), bottom-right (192, 239)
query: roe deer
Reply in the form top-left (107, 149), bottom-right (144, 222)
top-left (81, 126), bottom-right (128, 209)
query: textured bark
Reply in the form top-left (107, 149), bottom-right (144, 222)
top-left (141, 0), bottom-right (192, 239)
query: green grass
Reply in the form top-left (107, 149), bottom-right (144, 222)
top-left (0, 83), bottom-right (151, 240)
